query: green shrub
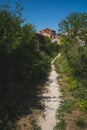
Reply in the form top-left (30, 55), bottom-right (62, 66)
top-left (76, 118), bottom-right (87, 128)
top-left (67, 78), bottom-right (78, 91)
top-left (72, 87), bottom-right (87, 99)
top-left (62, 64), bottom-right (73, 74)
top-left (58, 99), bottom-right (75, 113)
top-left (0, 114), bottom-right (12, 130)
top-left (54, 118), bottom-right (66, 130)
top-left (80, 99), bottom-right (87, 112)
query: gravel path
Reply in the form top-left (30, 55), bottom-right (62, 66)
top-left (39, 54), bottom-right (61, 130)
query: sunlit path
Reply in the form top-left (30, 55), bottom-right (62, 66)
top-left (39, 54), bottom-right (61, 130)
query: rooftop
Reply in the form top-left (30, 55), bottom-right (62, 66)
top-left (40, 28), bottom-right (56, 32)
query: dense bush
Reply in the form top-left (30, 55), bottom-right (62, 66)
top-left (0, 1), bottom-right (60, 129)
top-left (61, 36), bottom-right (87, 88)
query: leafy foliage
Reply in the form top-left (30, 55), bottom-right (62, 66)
top-left (54, 118), bottom-right (66, 130)
top-left (76, 118), bottom-right (87, 128)
top-left (0, 114), bottom-right (12, 130)
top-left (80, 100), bottom-right (87, 112)
top-left (60, 35), bottom-right (87, 113)
top-left (58, 12), bottom-right (87, 36)
top-left (58, 99), bottom-right (75, 113)
top-left (61, 36), bottom-right (87, 88)
top-left (67, 77), bottom-right (78, 91)
top-left (0, 1), bottom-right (60, 129)
top-left (57, 12), bottom-right (87, 129)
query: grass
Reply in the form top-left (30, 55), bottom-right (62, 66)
top-left (66, 77), bottom-right (78, 91)
top-left (54, 118), bottom-right (66, 130)
top-left (59, 99), bottom-right (75, 113)
top-left (80, 99), bottom-right (87, 112)
top-left (0, 114), bottom-right (12, 130)
top-left (76, 118), bottom-right (87, 128)
top-left (72, 87), bottom-right (87, 99)
top-left (54, 53), bottom-right (87, 130)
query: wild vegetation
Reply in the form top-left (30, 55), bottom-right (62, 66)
top-left (0, 1), bottom-right (60, 130)
top-left (1, 1), bottom-right (87, 129)
top-left (54, 12), bottom-right (87, 130)
top-left (58, 12), bottom-right (87, 36)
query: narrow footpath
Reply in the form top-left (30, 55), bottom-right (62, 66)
top-left (39, 53), bottom-right (61, 130)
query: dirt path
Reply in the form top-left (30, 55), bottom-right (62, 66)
top-left (38, 53), bottom-right (61, 130)
top-left (15, 54), bottom-right (61, 130)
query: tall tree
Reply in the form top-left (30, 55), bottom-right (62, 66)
top-left (58, 12), bottom-right (87, 36)
top-left (0, 0), bottom-right (24, 52)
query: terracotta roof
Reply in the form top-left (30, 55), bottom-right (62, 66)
top-left (40, 28), bottom-right (56, 32)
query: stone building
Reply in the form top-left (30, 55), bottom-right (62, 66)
top-left (39, 28), bottom-right (60, 43)
top-left (39, 28), bottom-right (56, 38)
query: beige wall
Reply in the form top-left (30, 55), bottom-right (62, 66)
top-left (42, 32), bottom-right (50, 38)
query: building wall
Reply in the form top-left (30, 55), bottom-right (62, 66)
top-left (39, 28), bottom-right (60, 43)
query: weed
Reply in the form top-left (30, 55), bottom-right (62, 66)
top-left (0, 114), bottom-right (12, 130)
top-left (54, 118), bottom-right (66, 130)
top-left (62, 64), bottom-right (73, 75)
top-left (57, 75), bottom-right (62, 80)
top-left (72, 87), bottom-right (87, 99)
top-left (76, 118), bottom-right (87, 128)
top-left (58, 99), bottom-right (75, 113)
top-left (66, 77), bottom-right (78, 91)
top-left (80, 99), bottom-right (87, 112)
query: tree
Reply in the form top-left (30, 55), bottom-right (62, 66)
top-left (0, 1), bottom-right (24, 92)
top-left (58, 12), bottom-right (87, 36)
top-left (0, 1), bottom-right (60, 129)
top-left (21, 24), bottom-right (36, 45)
top-left (0, 1), bottom-right (24, 52)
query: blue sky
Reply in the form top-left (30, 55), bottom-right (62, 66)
top-left (0, 0), bottom-right (87, 32)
